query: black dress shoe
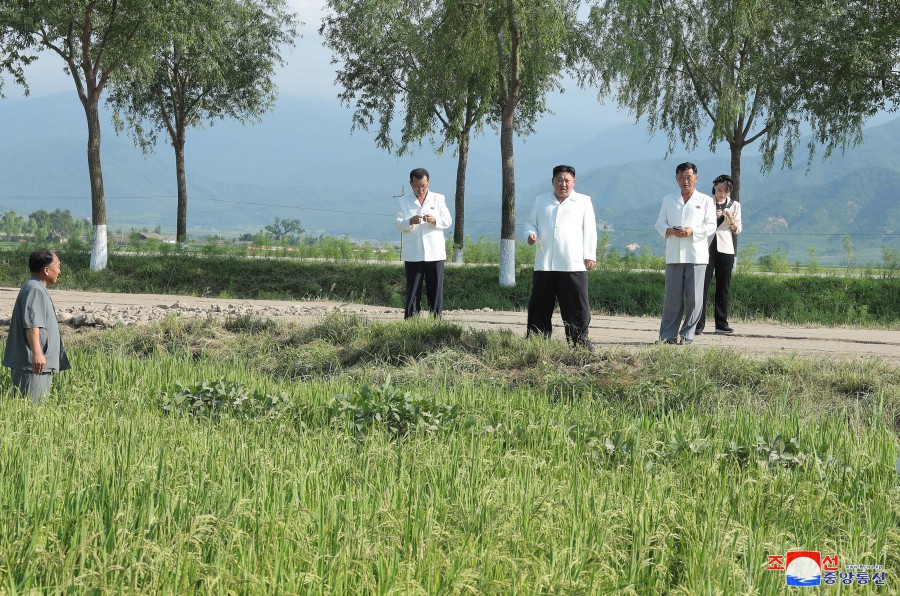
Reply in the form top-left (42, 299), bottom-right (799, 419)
top-left (715, 326), bottom-right (734, 334)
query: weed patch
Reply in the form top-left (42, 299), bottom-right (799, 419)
top-left (329, 380), bottom-right (461, 437)
top-left (161, 378), bottom-right (287, 419)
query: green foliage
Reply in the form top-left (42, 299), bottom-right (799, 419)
top-left (807, 247), bottom-right (822, 275)
top-left (28, 208), bottom-right (77, 239)
top-left (0, 211), bottom-right (26, 237)
top-left (737, 242), bottom-right (758, 274)
top-left (882, 246), bottom-right (900, 278)
top-left (109, 0), bottom-right (297, 148)
top-left (843, 234), bottom-right (855, 271)
top-left (161, 377), bottom-right (286, 418)
top-left (0, 22), bottom-right (34, 97)
top-left (3, 0), bottom-right (175, 269)
top-left (569, 425), bottom-right (635, 466)
top-left (758, 247), bottom-right (789, 273)
top-left (586, 0), bottom-right (878, 205)
top-left (107, 0), bottom-right (297, 241)
top-left (262, 217), bottom-right (305, 244)
top-left (721, 435), bottom-right (807, 470)
top-left (223, 314), bottom-right (276, 334)
top-left (330, 380), bottom-right (461, 437)
top-left (596, 226), bottom-right (611, 268)
top-left (788, 1), bottom-right (900, 135)
top-left (321, 0), bottom-right (495, 154)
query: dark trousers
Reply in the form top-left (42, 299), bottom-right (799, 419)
top-left (698, 238), bottom-right (735, 331)
top-left (526, 271), bottom-right (591, 346)
top-left (404, 260), bottom-right (444, 318)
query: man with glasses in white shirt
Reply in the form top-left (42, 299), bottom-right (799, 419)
top-left (655, 162), bottom-right (717, 344)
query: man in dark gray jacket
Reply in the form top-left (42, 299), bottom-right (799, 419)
top-left (4, 248), bottom-right (70, 403)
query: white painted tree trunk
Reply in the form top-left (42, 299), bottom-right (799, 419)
top-left (452, 247), bottom-right (464, 264)
top-left (90, 224), bottom-right (108, 271)
top-left (499, 238), bottom-right (516, 287)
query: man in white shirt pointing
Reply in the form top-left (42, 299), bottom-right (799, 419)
top-left (525, 165), bottom-right (598, 348)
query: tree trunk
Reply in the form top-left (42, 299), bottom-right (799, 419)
top-left (729, 140), bottom-right (744, 255)
top-left (498, 102), bottom-right (517, 287)
top-left (497, 0), bottom-right (521, 288)
top-left (452, 128), bottom-right (469, 264)
top-left (729, 141), bottom-right (742, 203)
top-left (174, 130), bottom-right (188, 244)
top-left (84, 99), bottom-right (108, 271)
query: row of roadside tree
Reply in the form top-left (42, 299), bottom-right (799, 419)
top-left (3, 0), bottom-right (899, 287)
top-left (319, 0), bottom-right (900, 286)
top-left (0, 0), bottom-right (297, 270)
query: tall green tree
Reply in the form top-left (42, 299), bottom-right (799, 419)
top-left (1, 210), bottom-right (25, 237)
top-left (264, 216), bottom-right (305, 243)
top-left (29, 208), bottom-right (76, 239)
top-left (3, 0), bottom-right (165, 270)
top-left (108, 0), bottom-right (297, 244)
top-left (586, 0), bottom-right (884, 203)
top-left (488, 0), bottom-right (585, 286)
top-left (320, 0), bottom-right (495, 263)
top-left (0, 10), bottom-right (34, 98)
top-left (788, 0), bottom-right (900, 132)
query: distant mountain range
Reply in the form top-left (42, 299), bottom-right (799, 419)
top-left (1, 92), bottom-right (897, 264)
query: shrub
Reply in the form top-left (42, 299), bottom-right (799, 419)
top-left (759, 248), bottom-right (789, 273)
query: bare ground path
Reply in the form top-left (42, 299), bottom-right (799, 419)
top-left (2, 287), bottom-right (898, 366)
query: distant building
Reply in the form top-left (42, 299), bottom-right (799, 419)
top-left (138, 232), bottom-right (177, 243)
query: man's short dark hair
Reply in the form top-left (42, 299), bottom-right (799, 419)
top-left (552, 165), bottom-right (576, 178)
top-left (29, 248), bottom-right (56, 274)
top-left (675, 162), bottom-right (698, 175)
top-left (410, 168), bottom-right (430, 181)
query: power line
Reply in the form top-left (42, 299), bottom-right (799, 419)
top-left (0, 195), bottom-right (177, 200)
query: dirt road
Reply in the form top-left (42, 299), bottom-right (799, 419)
top-left (2, 287), bottom-right (898, 366)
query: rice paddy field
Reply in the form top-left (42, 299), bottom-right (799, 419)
top-left (1, 315), bottom-right (898, 593)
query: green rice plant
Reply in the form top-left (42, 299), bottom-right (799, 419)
top-left (341, 317), bottom-right (469, 367)
top-left (290, 311), bottom-right (367, 346)
top-left (1, 317), bottom-right (897, 593)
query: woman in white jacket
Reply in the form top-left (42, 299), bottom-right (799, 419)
top-left (697, 174), bottom-right (742, 334)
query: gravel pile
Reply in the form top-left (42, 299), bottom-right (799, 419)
top-left (3, 302), bottom-right (401, 329)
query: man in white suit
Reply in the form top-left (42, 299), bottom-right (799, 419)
top-left (395, 168), bottom-right (452, 318)
top-left (654, 162), bottom-right (717, 344)
top-left (525, 165), bottom-right (597, 348)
